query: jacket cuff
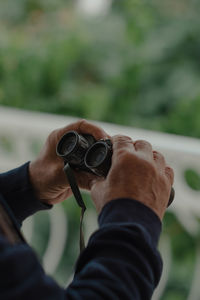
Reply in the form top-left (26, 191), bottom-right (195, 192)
top-left (98, 198), bottom-right (162, 246)
top-left (0, 162), bottom-right (52, 225)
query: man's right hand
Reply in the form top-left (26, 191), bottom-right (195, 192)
top-left (91, 135), bottom-right (174, 220)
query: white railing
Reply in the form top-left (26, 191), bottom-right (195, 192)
top-left (1, 106), bottom-right (200, 299)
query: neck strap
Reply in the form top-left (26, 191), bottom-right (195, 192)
top-left (63, 164), bottom-right (86, 252)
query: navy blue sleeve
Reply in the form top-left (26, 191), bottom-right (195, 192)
top-left (0, 236), bottom-right (65, 300)
top-left (0, 165), bottom-right (163, 300)
top-left (0, 162), bottom-right (51, 226)
top-left (68, 199), bottom-right (162, 300)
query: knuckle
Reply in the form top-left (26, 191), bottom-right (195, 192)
top-left (112, 136), bottom-right (133, 152)
top-left (134, 140), bottom-right (152, 148)
top-left (113, 135), bottom-right (132, 143)
top-left (77, 119), bottom-right (87, 129)
top-left (165, 166), bottom-right (173, 173)
top-left (153, 151), bottom-right (165, 160)
top-left (153, 150), bottom-right (159, 155)
top-left (165, 166), bottom-right (174, 183)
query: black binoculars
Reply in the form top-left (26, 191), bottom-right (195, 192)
top-left (56, 131), bottom-right (112, 177)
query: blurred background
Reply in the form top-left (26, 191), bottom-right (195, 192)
top-left (1, 0), bottom-right (200, 299)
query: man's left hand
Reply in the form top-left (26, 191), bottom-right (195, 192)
top-left (29, 120), bottom-right (109, 205)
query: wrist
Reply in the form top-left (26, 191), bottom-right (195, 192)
top-left (98, 198), bottom-right (162, 246)
top-left (29, 160), bottom-right (43, 200)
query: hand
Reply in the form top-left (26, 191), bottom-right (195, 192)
top-left (29, 120), bottom-right (109, 205)
top-left (91, 135), bottom-right (174, 220)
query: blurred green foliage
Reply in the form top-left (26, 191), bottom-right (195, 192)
top-left (163, 213), bottom-right (196, 299)
top-left (1, 0), bottom-right (200, 136)
top-left (185, 169), bottom-right (200, 191)
top-left (1, 0), bottom-right (200, 299)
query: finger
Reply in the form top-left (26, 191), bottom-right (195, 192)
top-left (165, 166), bottom-right (174, 185)
top-left (112, 135), bottom-right (134, 158)
top-left (74, 168), bottom-right (98, 190)
top-left (78, 119), bottom-right (109, 140)
top-left (153, 151), bottom-right (166, 170)
top-left (56, 119), bottom-right (109, 141)
top-left (65, 187), bottom-right (73, 198)
top-left (134, 140), bottom-right (153, 161)
top-left (51, 188), bottom-right (73, 204)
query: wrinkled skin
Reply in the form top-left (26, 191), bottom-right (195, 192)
top-left (29, 120), bottom-right (174, 220)
top-left (91, 135), bottom-right (174, 220)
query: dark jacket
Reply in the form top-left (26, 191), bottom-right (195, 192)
top-left (0, 163), bottom-right (162, 299)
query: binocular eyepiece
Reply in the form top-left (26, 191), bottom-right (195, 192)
top-left (56, 131), bottom-right (112, 177)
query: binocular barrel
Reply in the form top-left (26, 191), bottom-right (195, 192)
top-left (56, 131), bottom-right (112, 177)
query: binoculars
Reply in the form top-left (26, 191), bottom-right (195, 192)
top-left (56, 131), bottom-right (112, 177)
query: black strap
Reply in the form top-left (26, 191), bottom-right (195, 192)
top-left (63, 164), bottom-right (86, 252)
top-left (168, 187), bottom-right (175, 207)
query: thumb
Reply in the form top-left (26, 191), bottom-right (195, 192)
top-left (90, 176), bottom-right (104, 190)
